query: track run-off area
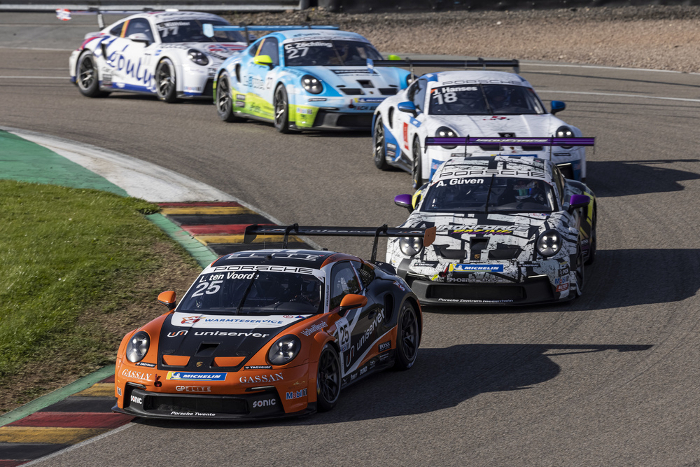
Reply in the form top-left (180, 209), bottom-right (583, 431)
top-left (2, 12), bottom-right (700, 466)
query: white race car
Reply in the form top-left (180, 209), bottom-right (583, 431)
top-left (387, 155), bottom-right (597, 306)
top-left (371, 61), bottom-right (591, 186)
top-left (69, 11), bottom-right (247, 102)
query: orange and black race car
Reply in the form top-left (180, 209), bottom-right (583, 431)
top-left (113, 224), bottom-right (435, 420)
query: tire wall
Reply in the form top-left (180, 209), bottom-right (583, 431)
top-left (317, 0), bottom-right (700, 13)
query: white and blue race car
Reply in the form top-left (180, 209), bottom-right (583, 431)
top-left (207, 27), bottom-right (412, 132)
top-left (69, 11), bottom-right (247, 102)
top-left (371, 61), bottom-right (592, 186)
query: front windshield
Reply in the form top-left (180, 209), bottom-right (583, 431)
top-left (178, 268), bottom-right (324, 315)
top-left (156, 20), bottom-right (244, 43)
top-left (421, 176), bottom-right (555, 213)
top-left (283, 40), bottom-right (382, 66)
top-left (429, 84), bottom-right (545, 116)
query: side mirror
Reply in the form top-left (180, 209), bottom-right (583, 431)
top-left (128, 33), bottom-right (150, 45)
top-left (567, 194), bottom-right (590, 213)
top-left (339, 294), bottom-right (367, 316)
top-left (253, 54), bottom-right (274, 69)
top-left (248, 33), bottom-right (257, 42)
top-left (551, 100), bottom-right (566, 115)
top-left (397, 101), bottom-right (417, 117)
top-left (394, 194), bottom-right (413, 212)
top-left (157, 291), bottom-right (177, 311)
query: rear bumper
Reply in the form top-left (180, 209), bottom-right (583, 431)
top-left (407, 276), bottom-right (562, 306)
top-left (114, 385), bottom-right (314, 420)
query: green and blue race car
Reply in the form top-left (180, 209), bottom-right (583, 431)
top-left (207, 26), bottom-right (412, 132)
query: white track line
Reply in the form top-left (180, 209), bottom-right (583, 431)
top-left (539, 89), bottom-right (700, 104)
top-left (22, 423), bottom-right (135, 466)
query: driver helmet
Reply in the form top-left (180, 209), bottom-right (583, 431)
top-left (513, 180), bottom-right (538, 200)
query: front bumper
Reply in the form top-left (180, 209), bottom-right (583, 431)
top-left (407, 275), bottom-right (560, 306)
top-left (114, 384), bottom-right (314, 420)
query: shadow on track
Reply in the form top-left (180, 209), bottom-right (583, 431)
top-left (133, 342), bottom-right (651, 429)
top-left (588, 159), bottom-right (700, 197)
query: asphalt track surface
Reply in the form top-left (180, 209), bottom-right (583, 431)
top-left (3, 13), bottom-right (700, 467)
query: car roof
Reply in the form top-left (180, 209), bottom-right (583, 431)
top-left (421, 70), bottom-right (532, 88)
top-left (275, 30), bottom-right (369, 43)
top-left (126, 11), bottom-right (226, 23)
top-left (434, 156), bottom-right (553, 182)
top-left (210, 249), bottom-right (360, 269)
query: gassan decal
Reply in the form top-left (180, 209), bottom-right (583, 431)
top-left (121, 369), bottom-right (154, 382)
top-left (450, 264), bottom-right (505, 273)
top-left (238, 374), bottom-right (284, 384)
top-left (166, 372), bottom-right (227, 381)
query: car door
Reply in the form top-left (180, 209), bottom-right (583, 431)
top-left (120, 18), bottom-right (157, 91)
top-left (247, 37), bottom-right (280, 120)
top-left (328, 261), bottom-right (373, 379)
top-left (396, 77), bottom-right (428, 157)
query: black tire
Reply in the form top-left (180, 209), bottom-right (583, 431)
top-left (216, 72), bottom-right (243, 122)
top-left (373, 115), bottom-right (390, 170)
top-left (155, 59), bottom-right (177, 103)
top-left (316, 344), bottom-right (341, 412)
top-left (585, 208), bottom-right (597, 265)
top-left (573, 244), bottom-right (585, 298)
top-left (394, 301), bottom-right (420, 370)
top-left (412, 137), bottom-right (423, 189)
top-left (76, 52), bottom-right (106, 97)
top-left (273, 84), bottom-right (290, 133)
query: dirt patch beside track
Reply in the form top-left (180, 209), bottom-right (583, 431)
top-left (226, 5), bottom-right (700, 73)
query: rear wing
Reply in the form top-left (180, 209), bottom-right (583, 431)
top-left (204, 24), bottom-right (340, 44)
top-left (425, 136), bottom-right (595, 148)
top-left (56, 8), bottom-right (158, 28)
top-left (244, 223), bottom-right (436, 263)
top-left (369, 58), bottom-right (520, 78)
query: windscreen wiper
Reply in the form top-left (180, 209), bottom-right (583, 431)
top-left (235, 272), bottom-right (258, 314)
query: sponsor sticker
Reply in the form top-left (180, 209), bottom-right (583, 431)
top-left (176, 386), bottom-right (211, 393)
top-left (450, 264), bottom-right (504, 273)
top-left (378, 341), bottom-right (391, 352)
top-left (121, 369), bottom-right (154, 382)
top-left (252, 399), bottom-right (277, 409)
top-left (238, 374), bottom-right (284, 384)
top-left (135, 362), bottom-right (156, 368)
top-left (166, 372), bottom-right (226, 381)
top-left (285, 388), bottom-right (307, 400)
top-left (301, 321), bottom-right (327, 336)
top-left (130, 395), bottom-right (142, 405)
top-left (244, 365), bottom-right (273, 370)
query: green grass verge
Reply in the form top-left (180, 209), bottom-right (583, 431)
top-left (0, 180), bottom-right (194, 398)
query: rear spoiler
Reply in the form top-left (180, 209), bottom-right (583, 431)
top-left (204, 24), bottom-right (340, 45)
top-left (425, 136), bottom-right (595, 148)
top-left (368, 58), bottom-right (520, 78)
top-left (424, 136), bottom-right (595, 158)
top-left (56, 8), bottom-right (161, 28)
top-left (244, 223), bottom-right (436, 263)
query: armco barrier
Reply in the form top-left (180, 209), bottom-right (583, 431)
top-left (317, 0), bottom-right (700, 12)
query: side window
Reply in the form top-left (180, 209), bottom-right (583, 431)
top-left (353, 261), bottom-right (375, 289)
top-left (552, 165), bottom-right (566, 203)
top-left (110, 22), bottom-right (125, 37)
top-left (406, 80), bottom-right (419, 101)
top-left (248, 40), bottom-right (262, 57)
top-left (124, 18), bottom-right (154, 43)
top-left (258, 37), bottom-right (279, 66)
top-left (413, 78), bottom-right (427, 112)
top-left (329, 262), bottom-right (361, 309)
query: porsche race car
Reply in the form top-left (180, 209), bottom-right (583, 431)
top-left (208, 26), bottom-right (412, 131)
top-left (387, 155), bottom-right (596, 306)
top-left (113, 224), bottom-right (435, 420)
top-left (69, 11), bottom-right (248, 101)
top-left (371, 60), bottom-right (592, 186)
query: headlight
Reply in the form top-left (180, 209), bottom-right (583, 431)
top-left (126, 331), bottom-right (150, 363)
top-left (301, 75), bottom-right (323, 94)
top-left (399, 237), bottom-right (423, 256)
top-left (555, 125), bottom-right (574, 149)
top-left (436, 126), bottom-right (458, 149)
top-left (536, 230), bottom-right (562, 257)
top-left (188, 49), bottom-right (209, 66)
top-left (268, 335), bottom-right (301, 365)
